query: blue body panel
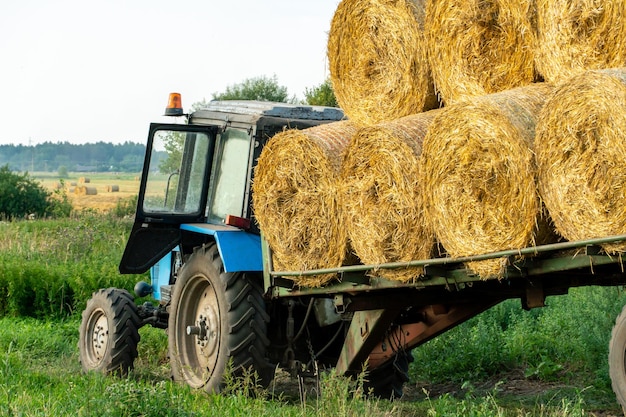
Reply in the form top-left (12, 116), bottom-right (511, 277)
top-left (149, 224), bottom-right (262, 301)
top-left (180, 223), bottom-right (263, 273)
top-left (150, 250), bottom-right (175, 300)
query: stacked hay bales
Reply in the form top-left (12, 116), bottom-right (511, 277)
top-left (535, 0), bottom-right (626, 84)
top-left (421, 84), bottom-right (554, 278)
top-left (425, 0), bottom-right (537, 105)
top-left (536, 68), bottom-right (626, 253)
top-left (252, 121), bottom-right (358, 287)
top-left (327, 0), bottom-right (437, 126)
top-left (341, 110), bottom-right (440, 281)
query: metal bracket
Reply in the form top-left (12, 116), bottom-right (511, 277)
top-left (335, 308), bottom-right (399, 375)
top-left (523, 280), bottom-right (545, 310)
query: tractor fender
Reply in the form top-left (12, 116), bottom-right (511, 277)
top-left (180, 223), bottom-right (263, 273)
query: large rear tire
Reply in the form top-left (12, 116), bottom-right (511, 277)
top-left (364, 349), bottom-right (413, 399)
top-left (168, 244), bottom-right (273, 393)
top-left (79, 288), bottom-right (141, 375)
top-left (609, 304), bottom-right (626, 413)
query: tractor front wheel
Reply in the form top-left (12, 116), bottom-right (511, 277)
top-left (79, 288), bottom-right (141, 375)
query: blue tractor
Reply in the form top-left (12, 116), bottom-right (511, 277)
top-left (78, 95), bottom-right (360, 394)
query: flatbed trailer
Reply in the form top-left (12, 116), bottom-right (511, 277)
top-left (264, 234), bottom-right (626, 377)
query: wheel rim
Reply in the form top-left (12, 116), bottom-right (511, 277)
top-left (85, 308), bottom-right (109, 366)
top-left (175, 273), bottom-right (221, 388)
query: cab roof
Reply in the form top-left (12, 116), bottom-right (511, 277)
top-left (189, 100), bottom-right (345, 126)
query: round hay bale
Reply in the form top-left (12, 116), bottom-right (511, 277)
top-left (536, 68), bottom-right (626, 253)
top-left (421, 84), bottom-right (555, 278)
top-left (425, 0), bottom-right (537, 105)
top-left (252, 121), bottom-right (358, 287)
top-left (327, 0), bottom-right (437, 126)
top-left (76, 186), bottom-right (97, 195)
top-left (535, 0), bottom-right (626, 84)
top-left (79, 177), bottom-right (90, 183)
top-left (341, 110), bottom-right (441, 282)
top-left (106, 185), bottom-right (120, 192)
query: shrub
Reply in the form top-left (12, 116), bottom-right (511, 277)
top-left (0, 165), bottom-right (72, 219)
top-left (0, 165), bottom-right (50, 219)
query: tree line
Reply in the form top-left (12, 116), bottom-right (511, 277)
top-left (0, 76), bottom-right (338, 175)
top-left (0, 141), bottom-right (146, 173)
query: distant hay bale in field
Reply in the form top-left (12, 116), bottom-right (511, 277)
top-left (536, 68), bottom-right (626, 253)
top-left (341, 110), bottom-right (441, 282)
top-left (327, 0), bottom-right (437, 126)
top-left (70, 181), bottom-right (77, 187)
top-left (106, 185), bottom-right (120, 192)
top-left (253, 121), bottom-right (358, 287)
top-left (535, 0), bottom-right (626, 84)
top-left (79, 177), bottom-right (90, 184)
top-left (425, 0), bottom-right (537, 105)
top-left (421, 84), bottom-right (554, 278)
top-left (75, 186), bottom-right (97, 195)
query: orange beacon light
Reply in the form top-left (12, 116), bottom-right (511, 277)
top-left (164, 92), bottom-right (184, 116)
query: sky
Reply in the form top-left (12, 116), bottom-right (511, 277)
top-left (0, 0), bottom-right (340, 146)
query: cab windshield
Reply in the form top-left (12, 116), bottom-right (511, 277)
top-left (143, 129), bottom-right (212, 215)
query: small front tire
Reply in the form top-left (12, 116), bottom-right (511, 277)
top-left (79, 288), bottom-right (141, 375)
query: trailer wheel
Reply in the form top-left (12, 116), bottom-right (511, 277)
top-left (79, 288), bottom-right (141, 375)
top-left (168, 244), bottom-right (273, 393)
top-left (364, 350), bottom-right (413, 399)
top-left (609, 304), bottom-right (626, 412)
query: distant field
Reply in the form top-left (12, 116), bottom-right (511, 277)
top-left (35, 171), bottom-right (140, 211)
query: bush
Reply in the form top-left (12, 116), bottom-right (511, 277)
top-left (0, 165), bottom-right (72, 219)
top-left (0, 165), bottom-right (50, 219)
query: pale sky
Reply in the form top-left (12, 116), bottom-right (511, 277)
top-left (0, 0), bottom-right (340, 146)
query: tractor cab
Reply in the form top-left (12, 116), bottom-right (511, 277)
top-left (119, 93), bottom-right (345, 278)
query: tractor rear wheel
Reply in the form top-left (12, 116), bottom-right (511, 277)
top-left (168, 244), bottom-right (273, 393)
top-left (79, 288), bottom-right (141, 375)
top-left (609, 304), bottom-right (626, 413)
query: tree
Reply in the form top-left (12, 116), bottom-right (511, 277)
top-left (304, 79), bottom-right (338, 107)
top-left (58, 165), bottom-right (69, 178)
top-left (0, 165), bottom-right (52, 219)
top-left (212, 75), bottom-right (294, 103)
top-left (158, 131), bottom-right (185, 175)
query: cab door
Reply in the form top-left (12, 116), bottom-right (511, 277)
top-left (119, 123), bottom-right (216, 274)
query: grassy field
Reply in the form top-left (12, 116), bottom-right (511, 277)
top-left (1, 172), bottom-right (626, 415)
top-left (35, 171), bottom-right (141, 212)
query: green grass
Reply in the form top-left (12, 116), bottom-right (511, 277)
top-left (0, 216), bottom-right (624, 415)
top-left (0, 214), bottom-right (144, 317)
top-left (0, 317), bottom-right (598, 416)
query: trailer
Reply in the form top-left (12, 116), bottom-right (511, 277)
top-left (78, 94), bottom-right (626, 409)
